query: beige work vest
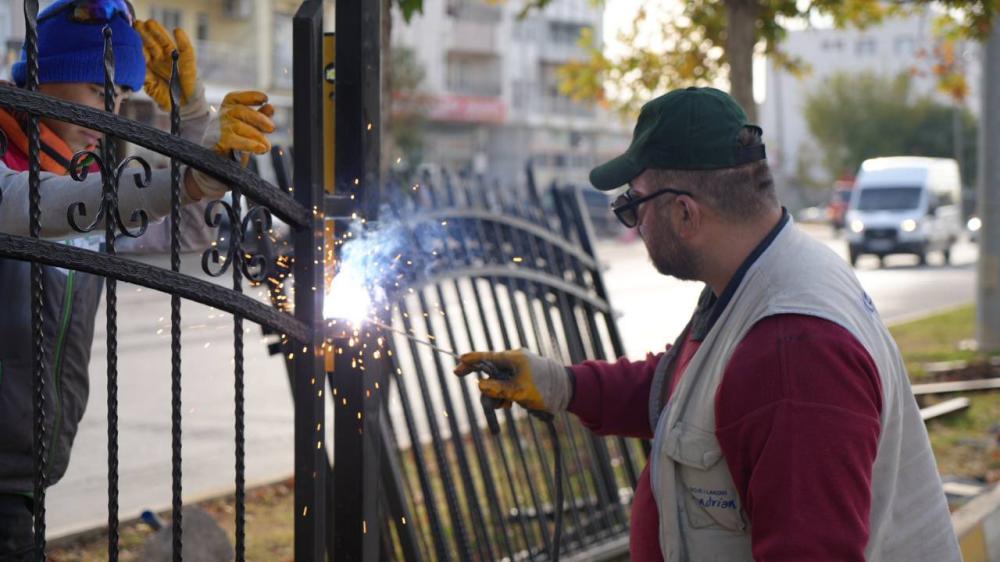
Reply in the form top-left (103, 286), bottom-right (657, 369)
top-left (647, 220), bottom-right (960, 561)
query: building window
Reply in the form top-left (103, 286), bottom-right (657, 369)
top-left (821, 39), bottom-right (843, 52)
top-left (196, 13), bottom-right (210, 42)
top-left (150, 7), bottom-right (182, 30)
top-left (894, 36), bottom-right (915, 56)
top-left (540, 62), bottom-right (562, 98)
top-left (446, 54), bottom-right (502, 96)
top-left (855, 38), bottom-right (877, 55)
top-left (548, 21), bottom-right (590, 45)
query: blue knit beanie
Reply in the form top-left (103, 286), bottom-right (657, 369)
top-left (12, 0), bottom-right (145, 91)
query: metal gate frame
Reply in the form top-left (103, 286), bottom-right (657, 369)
top-left (0, 1), bottom-right (329, 560)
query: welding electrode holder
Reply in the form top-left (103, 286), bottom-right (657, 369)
top-left (475, 360), bottom-right (554, 435)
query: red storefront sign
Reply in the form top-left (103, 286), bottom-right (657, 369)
top-left (426, 94), bottom-right (506, 124)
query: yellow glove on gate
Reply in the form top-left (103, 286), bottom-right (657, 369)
top-left (454, 349), bottom-right (572, 413)
top-left (187, 91), bottom-right (275, 201)
top-left (214, 91), bottom-right (276, 157)
top-left (135, 19), bottom-right (199, 111)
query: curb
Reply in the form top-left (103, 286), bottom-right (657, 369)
top-left (954, 484), bottom-right (1000, 562)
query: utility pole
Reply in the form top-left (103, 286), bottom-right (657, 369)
top-left (977, 21), bottom-right (1000, 351)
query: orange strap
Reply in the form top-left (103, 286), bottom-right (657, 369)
top-left (0, 107), bottom-right (76, 175)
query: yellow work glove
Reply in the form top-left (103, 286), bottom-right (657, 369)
top-left (454, 349), bottom-right (572, 413)
top-left (213, 91), bottom-right (276, 157)
top-left (135, 19), bottom-right (200, 112)
top-left (188, 91), bottom-right (275, 200)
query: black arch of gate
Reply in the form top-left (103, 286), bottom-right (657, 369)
top-left (361, 169), bottom-right (645, 561)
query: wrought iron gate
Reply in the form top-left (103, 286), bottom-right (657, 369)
top-left (1, 0), bottom-right (644, 559)
top-left (361, 169), bottom-right (644, 561)
top-left (0, 1), bottom-right (327, 560)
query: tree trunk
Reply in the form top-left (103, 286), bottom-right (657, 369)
top-left (725, 0), bottom-right (760, 123)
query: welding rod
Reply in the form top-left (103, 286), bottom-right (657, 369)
top-left (365, 318), bottom-right (462, 359)
top-left (362, 318), bottom-right (505, 435)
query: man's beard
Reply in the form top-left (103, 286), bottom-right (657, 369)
top-left (643, 214), bottom-right (699, 281)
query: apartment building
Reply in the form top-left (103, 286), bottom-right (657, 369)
top-left (392, 0), bottom-right (629, 188)
top-left (760, 8), bottom-right (980, 189)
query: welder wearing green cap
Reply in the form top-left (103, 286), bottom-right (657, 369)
top-left (456, 87), bottom-right (960, 562)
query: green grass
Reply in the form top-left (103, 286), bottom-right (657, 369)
top-left (889, 305), bottom-right (982, 379)
top-left (890, 304), bottom-right (1000, 481)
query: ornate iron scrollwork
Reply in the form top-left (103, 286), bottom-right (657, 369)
top-left (240, 205), bottom-right (274, 284)
top-left (201, 195), bottom-right (276, 283)
top-left (66, 149), bottom-right (109, 233)
top-left (202, 198), bottom-right (239, 277)
top-left (65, 151), bottom-right (152, 237)
top-left (111, 155), bottom-right (153, 238)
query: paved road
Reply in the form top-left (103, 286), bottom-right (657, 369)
top-left (601, 223), bottom-right (978, 357)
top-left (47, 256), bottom-right (297, 538)
top-left (45, 223), bottom-right (978, 537)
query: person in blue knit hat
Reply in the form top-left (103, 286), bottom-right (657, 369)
top-left (10, 0), bottom-right (145, 154)
top-left (0, 2), bottom-right (277, 558)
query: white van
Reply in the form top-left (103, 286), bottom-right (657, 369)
top-left (844, 157), bottom-right (963, 267)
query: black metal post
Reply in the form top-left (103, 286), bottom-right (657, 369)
top-left (336, 0), bottom-right (382, 219)
top-left (330, 334), bottom-right (384, 561)
top-left (332, 0), bottom-right (382, 558)
top-left (293, 2), bottom-right (327, 561)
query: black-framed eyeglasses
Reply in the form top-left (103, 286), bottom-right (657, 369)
top-left (38, 0), bottom-right (135, 26)
top-left (611, 187), bottom-right (692, 228)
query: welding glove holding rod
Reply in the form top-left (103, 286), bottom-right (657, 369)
top-left (453, 349), bottom-right (573, 414)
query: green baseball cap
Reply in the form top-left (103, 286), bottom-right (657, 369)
top-left (589, 87), bottom-right (766, 191)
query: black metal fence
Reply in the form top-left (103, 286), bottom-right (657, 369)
top-left (0, 1), bottom-right (327, 560)
top-left (1, 0), bottom-right (643, 559)
top-left (345, 168), bottom-right (644, 561)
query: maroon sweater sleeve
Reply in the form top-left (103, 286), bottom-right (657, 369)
top-left (715, 314), bottom-right (883, 562)
top-left (567, 352), bottom-right (663, 439)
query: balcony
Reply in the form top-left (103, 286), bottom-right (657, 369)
top-left (445, 0), bottom-right (502, 23)
top-left (446, 54), bottom-right (502, 97)
top-left (448, 20), bottom-right (498, 55)
top-left (514, 87), bottom-right (595, 119)
top-left (541, 95), bottom-right (594, 117)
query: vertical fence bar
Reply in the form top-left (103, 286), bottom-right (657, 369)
top-left (168, 52), bottom-right (184, 562)
top-left (473, 185), bottom-right (554, 557)
top-left (409, 243), bottom-right (493, 560)
top-left (396, 299), bottom-right (470, 560)
top-left (231, 190), bottom-right (246, 562)
top-left (456, 180), bottom-right (538, 556)
top-left (433, 197), bottom-right (520, 560)
top-left (292, 2), bottom-right (327, 560)
top-left (22, 2), bottom-right (47, 560)
top-left (99, 26), bottom-right (123, 562)
top-left (377, 415), bottom-right (424, 562)
top-left (500, 197), bottom-right (591, 551)
top-left (386, 340), bottom-right (451, 561)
